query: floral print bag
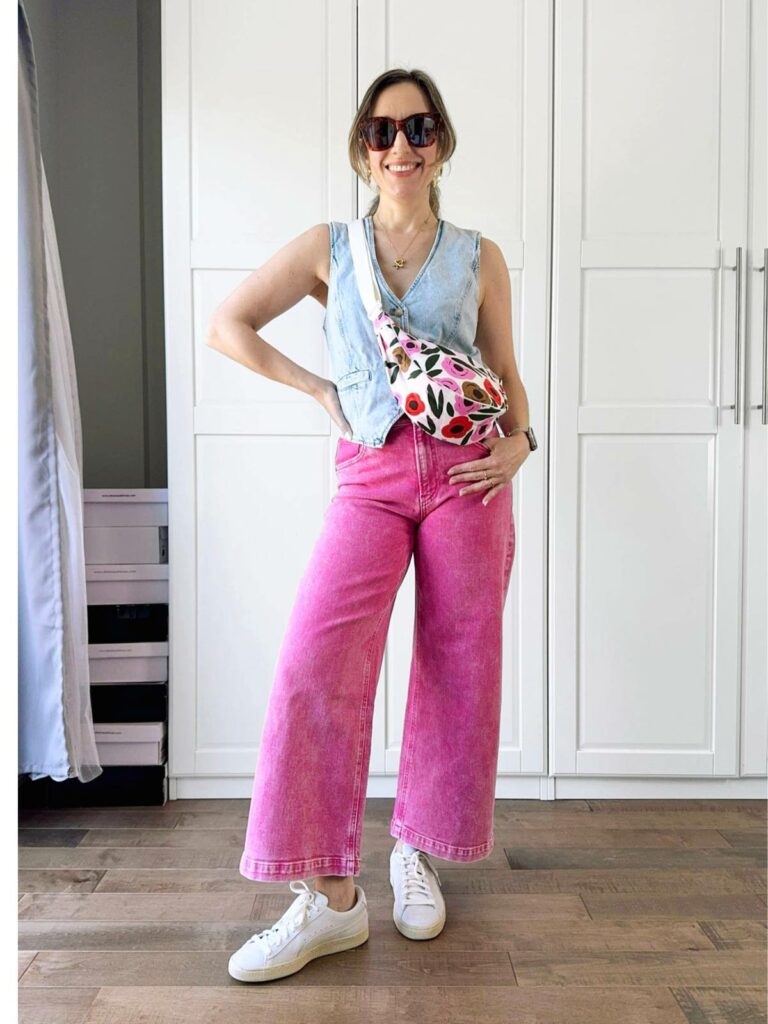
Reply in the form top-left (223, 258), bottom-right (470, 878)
top-left (347, 218), bottom-right (508, 446)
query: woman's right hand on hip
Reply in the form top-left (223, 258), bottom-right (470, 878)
top-left (315, 379), bottom-right (354, 439)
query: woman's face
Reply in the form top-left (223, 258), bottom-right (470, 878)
top-left (365, 83), bottom-right (440, 204)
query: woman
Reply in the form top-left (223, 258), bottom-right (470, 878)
top-left (208, 68), bottom-right (533, 983)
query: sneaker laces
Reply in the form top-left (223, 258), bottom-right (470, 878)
top-left (247, 879), bottom-right (319, 951)
top-left (397, 849), bottom-right (441, 906)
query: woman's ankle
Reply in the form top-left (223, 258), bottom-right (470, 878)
top-left (313, 875), bottom-right (355, 911)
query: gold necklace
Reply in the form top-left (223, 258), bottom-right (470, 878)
top-left (373, 211), bottom-right (436, 269)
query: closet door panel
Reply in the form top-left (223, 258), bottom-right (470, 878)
top-left (741, 0), bottom-right (768, 777)
top-left (163, 0), bottom-right (356, 778)
top-left (358, 0), bottom-right (551, 778)
top-left (551, 0), bottom-right (749, 776)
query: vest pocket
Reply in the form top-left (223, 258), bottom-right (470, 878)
top-left (336, 367), bottom-right (373, 391)
top-left (335, 369), bottom-right (374, 447)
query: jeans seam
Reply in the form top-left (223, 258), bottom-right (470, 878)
top-left (346, 586), bottom-right (399, 862)
top-left (240, 853), bottom-right (358, 879)
top-left (392, 575), bottom-right (423, 830)
top-left (414, 432), bottom-right (428, 520)
top-left (503, 499), bottom-right (515, 595)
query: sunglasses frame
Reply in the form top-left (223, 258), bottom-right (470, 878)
top-left (360, 112), bottom-right (443, 152)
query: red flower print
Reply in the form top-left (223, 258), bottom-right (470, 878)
top-left (440, 415), bottom-right (474, 441)
top-left (405, 394), bottom-right (425, 415)
top-left (485, 379), bottom-right (503, 405)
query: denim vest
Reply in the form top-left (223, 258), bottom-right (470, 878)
top-left (323, 216), bottom-right (483, 447)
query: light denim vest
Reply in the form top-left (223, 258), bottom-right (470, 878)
top-left (323, 215), bottom-right (483, 447)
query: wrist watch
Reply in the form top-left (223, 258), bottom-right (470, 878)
top-left (503, 425), bottom-right (538, 451)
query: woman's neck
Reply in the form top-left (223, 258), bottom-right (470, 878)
top-left (372, 203), bottom-right (437, 234)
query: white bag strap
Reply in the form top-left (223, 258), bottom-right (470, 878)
top-left (348, 218), bottom-right (383, 322)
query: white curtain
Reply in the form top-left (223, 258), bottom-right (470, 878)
top-left (18, 1), bottom-right (101, 783)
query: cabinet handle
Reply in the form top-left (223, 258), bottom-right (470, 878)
top-left (722, 247), bottom-right (744, 424)
top-left (735, 246), bottom-right (743, 425)
top-left (752, 249), bottom-right (767, 427)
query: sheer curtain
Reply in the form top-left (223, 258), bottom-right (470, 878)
top-left (18, 1), bottom-right (101, 783)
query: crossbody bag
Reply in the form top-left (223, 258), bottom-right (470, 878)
top-left (347, 217), bottom-right (508, 446)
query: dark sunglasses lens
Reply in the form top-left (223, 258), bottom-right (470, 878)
top-left (406, 115), bottom-right (438, 146)
top-left (363, 119), bottom-right (394, 150)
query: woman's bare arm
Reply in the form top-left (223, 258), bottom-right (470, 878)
top-left (206, 223), bottom-right (352, 436)
top-left (206, 223), bottom-right (330, 397)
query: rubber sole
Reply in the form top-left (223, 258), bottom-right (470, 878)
top-left (228, 924), bottom-right (369, 983)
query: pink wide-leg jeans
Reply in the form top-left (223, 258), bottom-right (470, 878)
top-left (239, 413), bottom-right (516, 881)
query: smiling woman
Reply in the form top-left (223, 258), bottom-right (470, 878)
top-left (219, 66), bottom-right (530, 986)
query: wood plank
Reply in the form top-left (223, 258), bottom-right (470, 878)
top-left (17, 865), bottom-right (763, 897)
top-left (79, 984), bottom-right (690, 1024)
top-left (19, 808), bottom-right (185, 828)
top-left (696, 919), bottom-right (768, 951)
top-left (669, 985), bottom-right (768, 1023)
top-left (503, 848), bottom-right (766, 869)
top-left (717, 831), bottom-right (768, 848)
top-left (19, 870), bottom-right (107, 894)
top-left (581, 895), bottom-right (766, 920)
top-left (19, 892), bottom-right (256, 922)
top-left (510, 951), bottom-right (767, 987)
top-left (70, 826), bottom-right (734, 852)
top-left (18, 949), bottom-right (515, 988)
top-left (18, 829), bottom-right (88, 848)
top-left (586, 800), bottom-right (766, 817)
top-left (18, 917), bottom-right (725, 954)
top-left (17, 842), bottom-right (766, 874)
top-left (17, 986), bottom-right (99, 1024)
top-left (18, 951), bottom-right (37, 979)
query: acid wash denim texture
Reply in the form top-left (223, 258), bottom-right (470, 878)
top-left (324, 216), bottom-right (488, 447)
top-left (239, 414), bottom-right (515, 881)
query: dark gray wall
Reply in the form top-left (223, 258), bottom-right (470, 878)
top-left (22, 0), bottom-right (166, 489)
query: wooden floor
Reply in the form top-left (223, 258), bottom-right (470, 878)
top-left (18, 797), bottom-right (768, 1024)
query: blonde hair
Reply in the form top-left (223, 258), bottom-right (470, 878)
top-left (348, 68), bottom-right (457, 219)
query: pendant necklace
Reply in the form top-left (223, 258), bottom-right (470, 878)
top-left (373, 211), bottom-right (435, 269)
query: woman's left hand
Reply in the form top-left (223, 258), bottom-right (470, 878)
top-left (447, 433), bottom-right (530, 506)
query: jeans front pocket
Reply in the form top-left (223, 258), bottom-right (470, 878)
top-left (335, 436), bottom-right (367, 469)
top-left (469, 438), bottom-right (492, 454)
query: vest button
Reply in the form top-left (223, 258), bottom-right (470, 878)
top-left (393, 307), bottom-right (402, 315)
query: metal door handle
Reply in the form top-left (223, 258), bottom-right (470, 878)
top-left (722, 246), bottom-right (744, 424)
top-left (751, 248), bottom-right (767, 426)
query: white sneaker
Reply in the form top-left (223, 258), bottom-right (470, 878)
top-left (389, 841), bottom-right (446, 940)
top-left (228, 879), bottom-right (368, 982)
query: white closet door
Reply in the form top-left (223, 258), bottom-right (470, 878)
top-left (741, 0), bottom-right (767, 777)
top-left (551, 0), bottom-right (751, 776)
top-left (162, 0), bottom-right (356, 787)
top-left (357, 0), bottom-right (552, 783)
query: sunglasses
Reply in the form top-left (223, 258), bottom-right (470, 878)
top-left (360, 112), bottom-right (442, 151)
